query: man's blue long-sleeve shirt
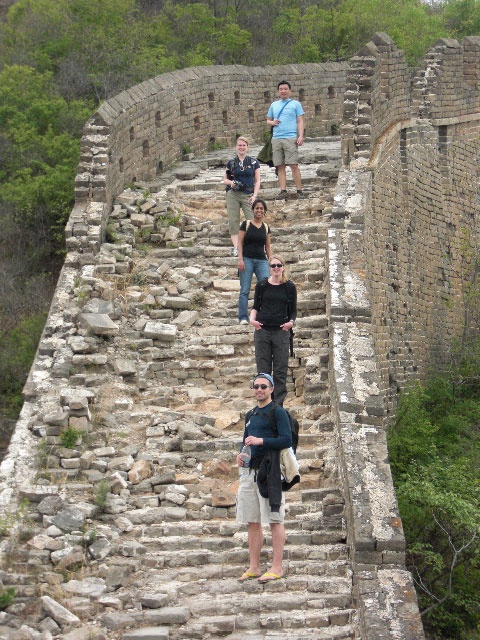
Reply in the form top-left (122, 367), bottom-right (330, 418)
top-left (242, 402), bottom-right (292, 460)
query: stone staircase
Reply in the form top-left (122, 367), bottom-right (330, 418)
top-left (0, 139), bottom-right (359, 639)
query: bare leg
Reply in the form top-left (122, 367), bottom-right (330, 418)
top-left (247, 522), bottom-right (263, 573)
top-left (290, 164), bottom-right (302, 190)
top-left (276, 165), bottom-right (287, 190)
top-left (269, 523), bottom-right (285, 576)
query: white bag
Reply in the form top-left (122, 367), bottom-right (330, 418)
top-left (280, 447), bottom-right (300, 483)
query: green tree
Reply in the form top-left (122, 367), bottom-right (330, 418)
top-left (0, 65), bottom-right (91, 246)
top-left (0, 0), bottom-right (176, 101)
top-left (213, 20), bottom-right (251, 64)
top-left (442, 0), bottom-right (480, 40)
top-left (388, 378), bottom-right (480, 639)
top-left (0, 0), bottom-right (72, 72)
top-left (0, 314), bottom-right (47, 418)
top-left (0, 63), bottom-right (90, 391)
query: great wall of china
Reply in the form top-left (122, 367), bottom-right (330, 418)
top-left (0, 32), bottom-right (478, 640)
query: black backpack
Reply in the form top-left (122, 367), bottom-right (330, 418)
top-left (245, 402), bottom-right (299, 453)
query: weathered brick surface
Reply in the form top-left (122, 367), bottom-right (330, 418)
top-left (2, 32), bottom-right (480, 640)
top-left (330, 33), bottom-right (479, 640)
top-left (73, 62), bottom-right (347, 208)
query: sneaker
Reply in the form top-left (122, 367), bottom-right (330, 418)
top-left (239, 319), bottom-right (249, 325)
top-left (277, 190), bottom-right (288, 200)
top-left (296, 190), bottom-right (306, 199)
top-left (232, 246), bottom-right (238, 257)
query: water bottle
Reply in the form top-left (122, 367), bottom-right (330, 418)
top-left (239, 445), bottom-right (251, 467)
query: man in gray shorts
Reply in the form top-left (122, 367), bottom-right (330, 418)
top-left (236, 373), bottom-right (292, 583)
top-left (266, 80), bottom-right (305, 199)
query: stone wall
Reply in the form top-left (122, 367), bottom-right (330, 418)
top-left (1, 34), bottom-right (479, 640)
top-left (338, 33), bottom-right (480, 411)
top-left (330, 33), bottom-right (480, 637)
top-left (70, 62), bottom-right (347, 255)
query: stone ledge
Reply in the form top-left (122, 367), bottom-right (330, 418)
top-left (327, 164), bottom-right (425, 638)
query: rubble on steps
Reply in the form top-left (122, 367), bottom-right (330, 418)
top-left (0, 139), bottom-right (354, 639)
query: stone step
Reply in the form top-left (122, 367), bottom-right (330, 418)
top-left (108, 603), bottom-right (355, 640)
top-left (163, 601), bottom-right (354, 635)
top-left (219, 627), bottom-right (356, 640)
top-left (119, 531), bottom-right (350, 560)
top-left (5, 138), bottom-right (351, 640)
top-left (168, 173), bottom-right (332, 195)
top-left (122, 518), bottom-right (346, 538)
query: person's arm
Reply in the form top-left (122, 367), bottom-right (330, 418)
top-left (265, 231), bottom-right (272, 262)
top-left (289, 283), bottom-right (297, 323)
top-left (223, 162), bottom-right (235, 188)
top-left (250, 166), bottom-right (260, 204)
top-left (266, 105), bottom-right (278, 127)
top-left (262, 407), bottom-right (292, 450)
top-left (237, 424), bottom-right (249, 466)
top-left (280, 282), bottom-right (297, 331)
top-left (237, 228), bottom-right (246, 270)
top-left (296, 114), bottom-right (304, 146)
top-left (249, 308), bottom-right (261, 328)
top-left (249, 284), bottom-right (262, 328)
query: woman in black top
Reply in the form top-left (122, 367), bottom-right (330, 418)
top-left (249, 256), bottom-right (297, 406)
top-left (237, 199), bottom-right (271, 324)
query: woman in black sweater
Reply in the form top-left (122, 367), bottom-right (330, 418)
top-left (249, 256), bottom-right (297, 405)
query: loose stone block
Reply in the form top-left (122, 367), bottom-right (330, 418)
top-left (79, 313), bottom-right (119, 336)
top-left (122, 627), bottom-right (169, 640)
top-left (143, 321), bottom-right (177, 341)
top-left (41, 595), bottom-right (81, 625)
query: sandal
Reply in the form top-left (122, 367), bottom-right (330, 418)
top-left (258, 571), bottom-right (284, 583)
top-left (238, 570), bottom-right (261, 582)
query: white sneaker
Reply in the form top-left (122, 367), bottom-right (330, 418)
top-left (239, 319), bottom-right (249, 325)
top-left (232, 246), bottom-right (238, 257)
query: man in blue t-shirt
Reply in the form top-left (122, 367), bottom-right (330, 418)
top-left (267, 80), bottom-right (305, 200)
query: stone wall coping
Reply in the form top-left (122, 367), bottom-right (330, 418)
top-left (327, 165), bottom-right (425, 638)
top-left (368, 113), bottom-right (480, 169)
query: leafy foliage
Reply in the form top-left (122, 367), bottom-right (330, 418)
top-left (0, 587), bottom-right (15, 611)
top-left (0, 0), bottom-right (477, 429)
top-left (442, 0), bottom-right (480, 41)
top-left (0, 314), bottom-right (47, 418)
top-left (60, 427), bottom-right (84, 449)
top-left (0, 64), bottom-right (91, 248)
top-left (388, 371), bottom-right (480, 639)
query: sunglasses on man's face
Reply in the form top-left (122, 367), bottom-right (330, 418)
top-left (253, 383), bottom-right (269, 390)
top-left (270, 263), bottom-right (283, 269)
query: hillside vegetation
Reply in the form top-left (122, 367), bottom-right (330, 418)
top-left (0, 0), bottom-right (478, 421)
top-left (388, 353), bottom-right (480, 639)
top-left (0, 2), bottom-right (479, 638)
